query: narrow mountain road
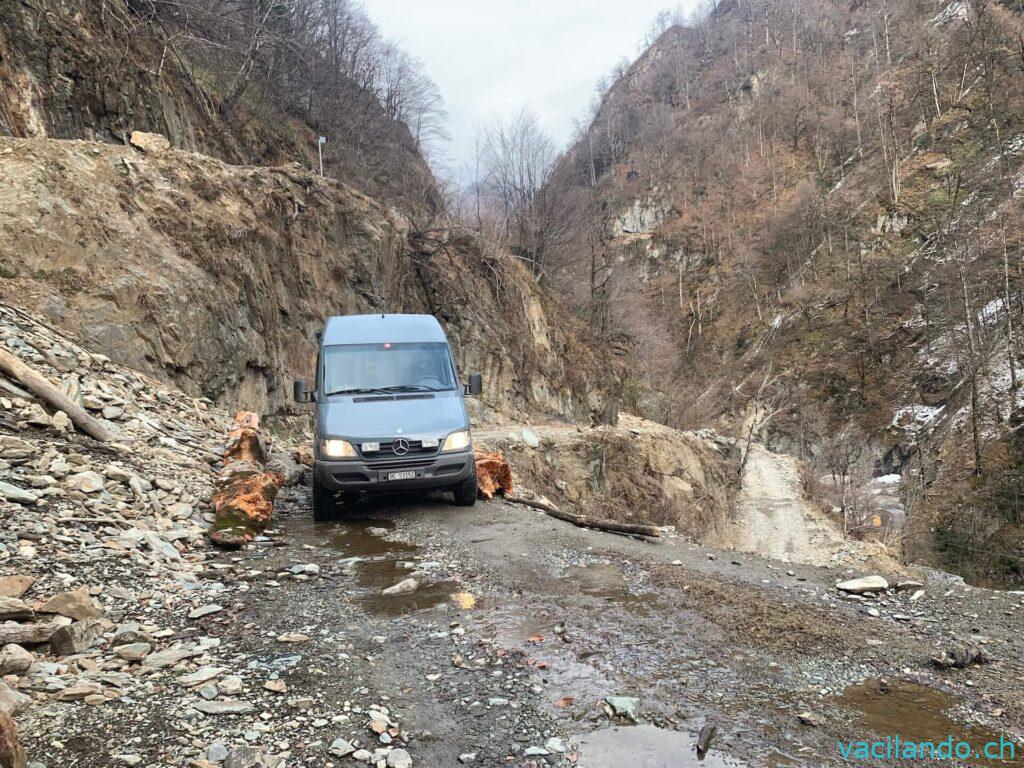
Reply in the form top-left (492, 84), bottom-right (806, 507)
top-left (709, 444), bottom-right (850, 566)
top-left (202, 484), bottom-right (1024, 767)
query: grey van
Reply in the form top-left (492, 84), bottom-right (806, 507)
top-left (293, 314), bottom-right (482, 520)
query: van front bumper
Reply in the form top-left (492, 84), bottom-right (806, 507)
top-left (314, 449), bottom-right (474, 492)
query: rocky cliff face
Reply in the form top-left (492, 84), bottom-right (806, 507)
top-left (0, 136), bottom-right (618, 423)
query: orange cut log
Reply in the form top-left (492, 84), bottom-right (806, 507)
top-left (475, 449), bottom-right (514, 499)
top-left (209, 412), bottom-right (283, 548)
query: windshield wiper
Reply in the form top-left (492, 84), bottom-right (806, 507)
top-left (378, 384), bottom-right (445, 393)
top-left (323, 387), bottom-right (392, 396)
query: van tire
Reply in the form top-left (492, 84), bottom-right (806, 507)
top-left (451, 466), bottom-right (478, 507)
top-left (312, 478), bottom-right (336, 521)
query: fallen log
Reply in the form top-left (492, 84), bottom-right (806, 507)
top-left (0, 347), bottom-right (113, 442)
top-left (208, 411), bottom-right (283, 549)
top-left (474, 449), bottom-right (514, 498)
top-left (504, 495), bottom-right (661, 539)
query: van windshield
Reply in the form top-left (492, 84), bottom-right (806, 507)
top-left (321, 342), bottom-right (456, 396)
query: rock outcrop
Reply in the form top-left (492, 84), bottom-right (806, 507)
top-left (0, 137), bottom-right (619, 424)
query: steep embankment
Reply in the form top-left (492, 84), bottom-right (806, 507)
top-left (0, 136), bottom-right (618, 423)
top-left (547, 0), bottom-right (1024, 583)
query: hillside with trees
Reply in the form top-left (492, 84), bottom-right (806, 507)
top-left (542, 0), bottom-right (1024, 584)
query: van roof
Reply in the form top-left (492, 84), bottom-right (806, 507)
top-left (321, 314), bottom-right (447, 346)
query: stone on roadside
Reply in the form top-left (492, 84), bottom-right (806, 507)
top-left (328, 738), bottom-right (354, 757)
top-left (49, 619), bottom-right (103, 656)
top-left (275, 633), bottom-right (309, 643)
top-left (0, 645), bottom-right (33, 676)
top-left (387, 748), bottom-right (412, 768)
top-left (381, 578), bottom-right (418, 596)
top-left (0, 598), bottom-right (33, 622)
top-left (835, 575), bottom-right (888, 594)
top-left (0, 711), bottom-right (25, 768)
top-left (66, 470), bottom-right (106, 494)
top-left (192, 700), bottom-right (255, 716)
top-left (0, 681), bottom-right (30, 716)
top-left (605, 695), bottom-right (640, 722)
top-left (0, 481), bottom-right (39, 505)
top-left (129, 131), bottom-right (171, 155)
top-left (798, 711), bottom-right (827, 727)
top-left (521, 428), bottom-right (541, 448)
top-left (0, 577), bottom-right (33, 599)
top-left (114, 642), bottom-right (152, 661)
top-left (217, 676), bottom-right (244, 696)
top-left (38, 587), bottom-right (103, 620)
top-left (189, 604), bottom-right (224, 619)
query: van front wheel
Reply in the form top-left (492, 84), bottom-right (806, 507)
top-left (451, 465), bottom-right (478, 507)
top-left (312, 477), bottom-right (336, 521)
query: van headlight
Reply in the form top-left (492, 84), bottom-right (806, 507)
top-left (319, 438), bottom-right (357, 459)
top-left (442, 429), bottom-right (471, 452)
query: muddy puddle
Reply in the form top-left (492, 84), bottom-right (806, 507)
top-left (839, 680), bottom-right (1022, 766)
top-left (574, 724), bottom-right (749, 768)
top-left (318, 519), bottom-right (480, 617)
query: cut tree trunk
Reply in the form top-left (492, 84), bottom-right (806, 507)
top-left (0, 348), bottom-right (113, 442)
top-left (505, 495), bottom-right (660, 539)
top-left (474, 449), bottom-right (514, 498)
top-left (209, 412), bottom-right (283, 549)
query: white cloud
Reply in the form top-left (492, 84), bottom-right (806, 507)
top-left (361, 0), bottom-right (695, 177)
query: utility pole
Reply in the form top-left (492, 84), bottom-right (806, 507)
top-left (318, 135), bottom-right (326, 176)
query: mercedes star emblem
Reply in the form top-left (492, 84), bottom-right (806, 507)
top-left (392, 438), bottom-right (410, 455)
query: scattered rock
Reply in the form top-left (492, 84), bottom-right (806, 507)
top-left (113, 642), bottom-right (152, 661)
top-left (192, 700), bottom-right (255, 716)
top-left (38, 587), bottom-right (102, 620)
top-left (189, 604), bottom-right (224, 619)
top-left (329, 738), bottom-right (355, 757)
top-left (798, 711), bottom-right (827, 727)
top-left (382, 578), bottom-right (418, 596)
top-left (835, 575), bottom-right (889, 594)
top-left (0, 645), bottom-right (33, 676)
top-left (49, 619), bottom-right (103, 656)
top-left (0, 711), bottom-right (25, 768)
top-left (0, 598), bottom-right (33, 622)
top-left (129, 131), bottom-right (171, 155)
top-left (933, 641), bottom-right (991, 669)
top-left (0, 682), bottom-right (30, 716)
top-left (0, 481), bottom-right (39, 505)
top-left (605, 695), bottom-right (640, 722)
top-left (223, 745), bottom-right (277, 768)
top-left (521, 428), bottom-right (541, 448)
top-left (65, 470), bottom-right (105, 494)
top-left (387, 748), bottom-right (412, 768)
top-left (0, 577), bottom-right (32, 600)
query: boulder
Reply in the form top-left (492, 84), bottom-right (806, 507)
top-left (0, 682), bottom-right (29, 716)
top-left (267, 452), bottom-right (303, 487)
top-left (382, 578), bottom-right (418, 596)
top-left (0, 578), bottom-right (32, 600)
top-left (49, 619), bottom-right (103, 656)
top-left (0, 482), bottom-right (38, 505)
top-left (0, 600), bottom-right (32, 622)
top-left (0, 645), bottom-right (32, 676)
top-left (223, 746), bottom-right (276, 768)
top-left (0, 711), bottom-right (25, 768)
top-left (38, 587), bottom-right (102, 620)
top-left (129, 131), bottom-right (171, 155)
top-left (66, 471), bottom-right (105, 494)
top-left (835, 575), bottom-right (889, 594)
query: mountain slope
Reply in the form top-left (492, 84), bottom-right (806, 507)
top-left (547, 0), bottom-right (1024, 583)
top-left (0, 136), bottom-right (617, 422)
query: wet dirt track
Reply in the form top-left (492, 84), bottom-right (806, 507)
top-left (225, 484), bottom-right (1024, 767)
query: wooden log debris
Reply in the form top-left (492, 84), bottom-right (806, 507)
top-left (505, 495), bottom-right (661, 539)
top-left (208, 411), bottom-right (283, 549)
top-left (0, 347), bottom-right (113, 442)
top-left (474, 449), bottom-right (514, 498)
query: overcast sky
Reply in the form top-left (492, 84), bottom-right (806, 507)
top-left (361, 0), bottom-right (693, 178)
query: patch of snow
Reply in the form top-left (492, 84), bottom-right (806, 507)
top-left (930, 0), bottom-right (968, 26)
top-left (892, 405), bottom-right (945, 431)
top-left (977, 297), bottom-right (1004, 325)
top-left (875, 473), bottom-right (902, 486)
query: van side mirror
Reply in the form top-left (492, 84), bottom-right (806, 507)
top-left (466, 373), bottom-right (483, 396)
top-left (293, 379), bottom-right (312, 403)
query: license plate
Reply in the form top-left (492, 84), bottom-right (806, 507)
top-left (387, 471), bottom-right (416, 481)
